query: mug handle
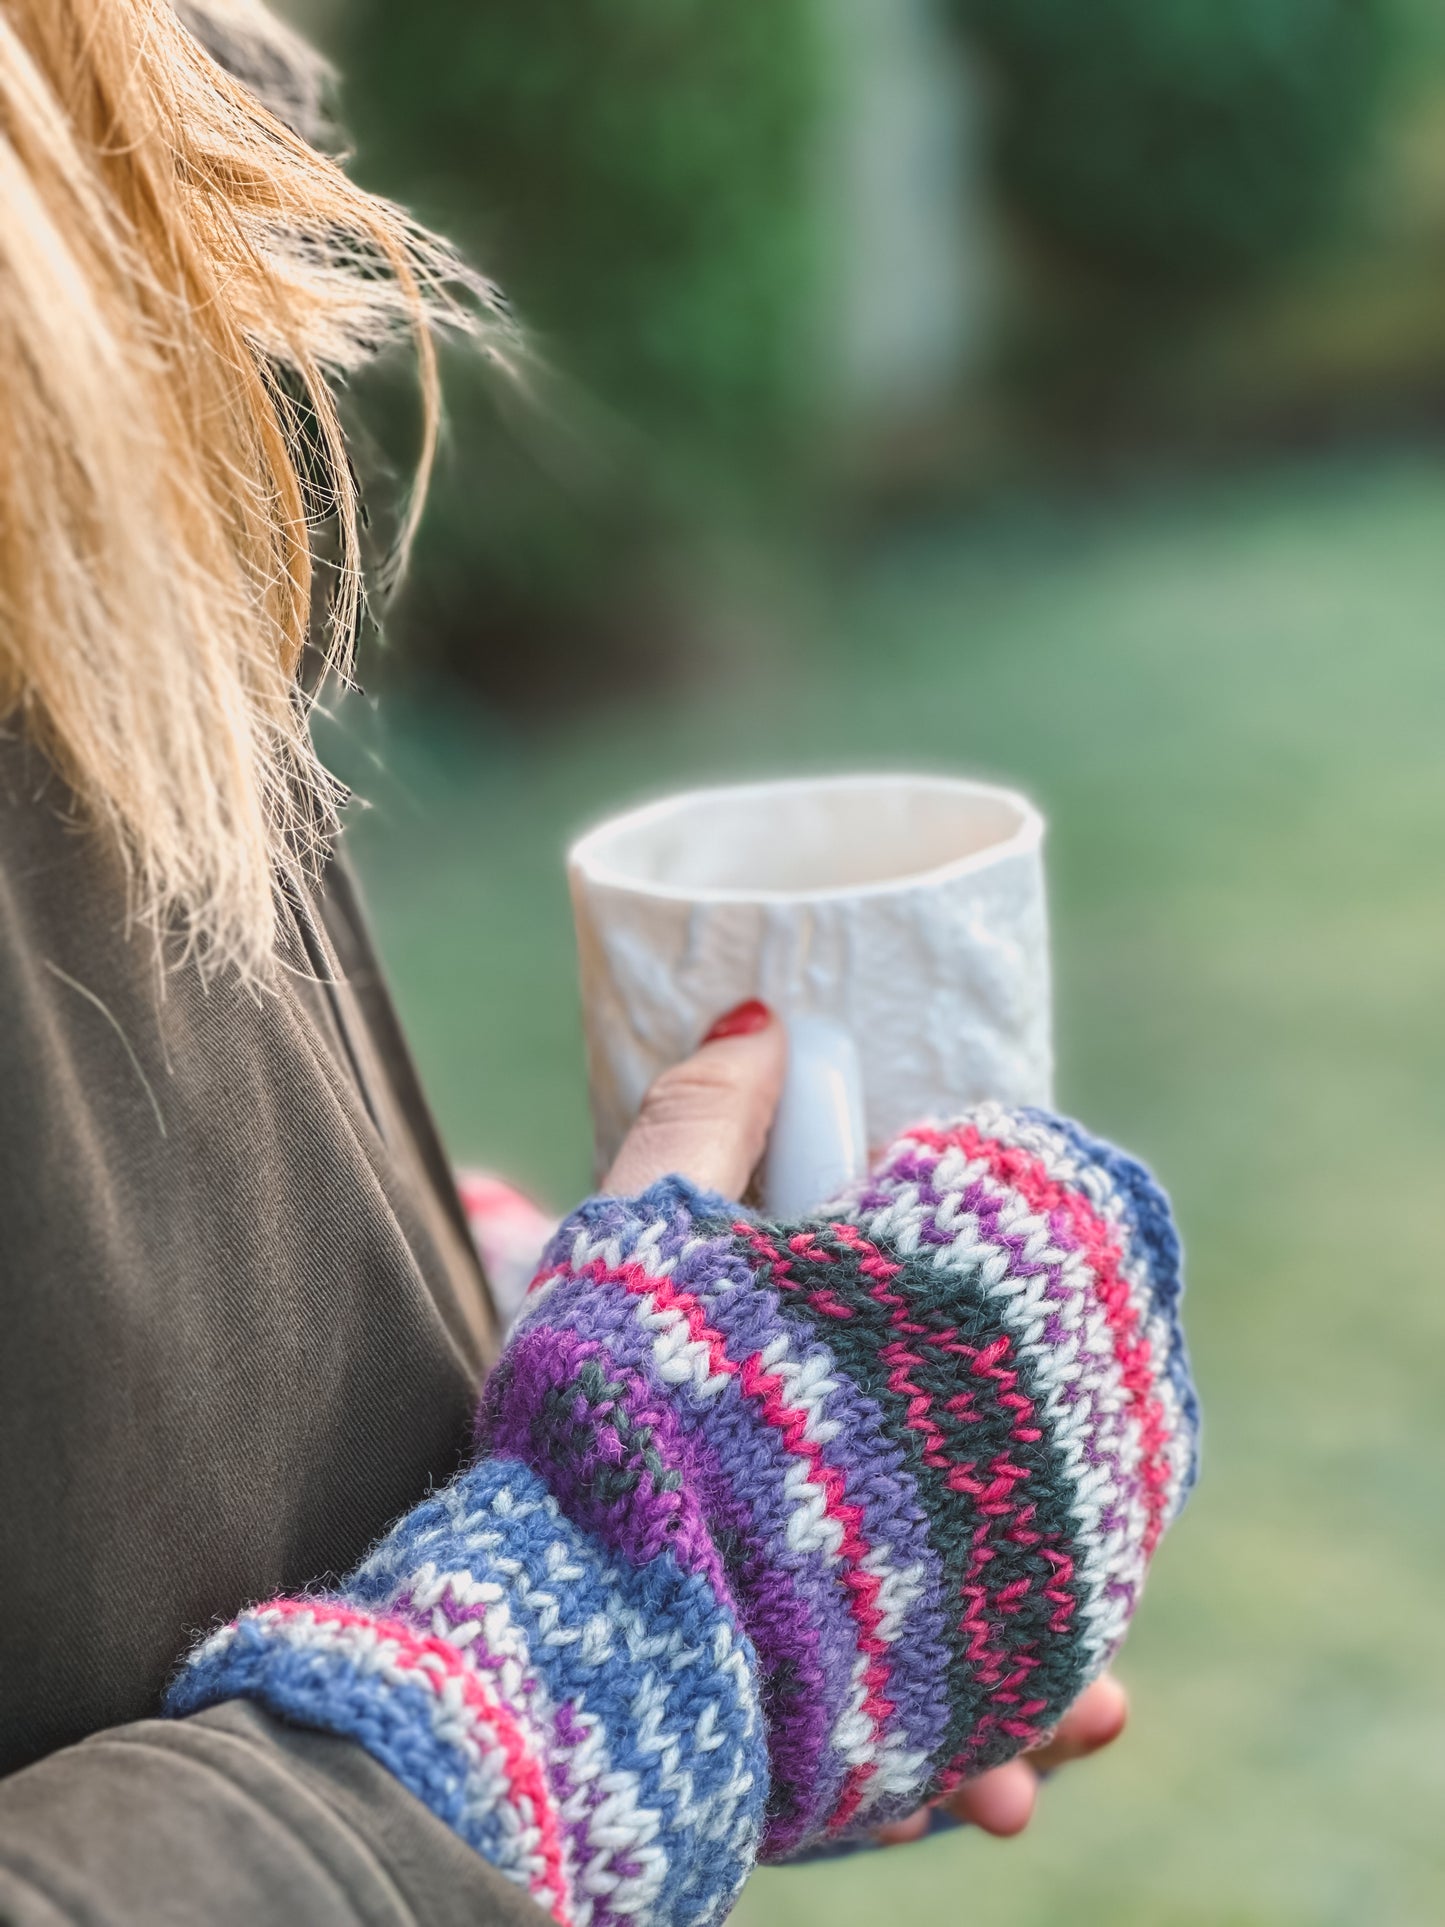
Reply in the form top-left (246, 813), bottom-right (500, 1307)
top-left (762, 1014), bottom-right (867, 1219)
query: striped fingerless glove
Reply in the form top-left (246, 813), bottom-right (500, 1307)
top-left (168, 1104), bottom-right (1198, 1927)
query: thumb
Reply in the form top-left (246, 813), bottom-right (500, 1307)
top-left (603, 1000), bottom-right (786, 1201)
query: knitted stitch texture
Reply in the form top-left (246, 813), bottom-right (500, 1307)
top-left (168, 1104), bottom-right (1198, 1927)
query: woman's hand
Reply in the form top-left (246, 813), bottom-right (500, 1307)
top-left (603, 997), bottom-right (787, 1199)
top-left (604, 998), bottom-right (1131, 1847)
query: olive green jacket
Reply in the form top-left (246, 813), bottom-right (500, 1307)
top-left (0, 736), bottom-right (544, 1925)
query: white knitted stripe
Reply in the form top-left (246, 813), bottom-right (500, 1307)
top-left (965, 1106), bottom-right (1162, 1332)
top-left (945, 1112), bottom-right (1194, 1547)
top-left (1159, 1372), bottom-right (1196, 1528)
top-left (413, 1480), bottom-right (764, 1887)
top-left (518, 1218), bottom-right (677, 1327)
top-left (831, 1650), bottom-right (874, 1769)
top-left (354, 1472), bottom-right (764, 1914)
top-left (212, 1606), bottom-right (567, 1917)
top-left (640, 1296), bottom-right (734, 1400)
top-left (852, 1549), bottom-right (932, 1811)
top-left (760, 1339), bottom-right (845, 1448)
top-left (400, 1564), bottom-right (668, 1927)
top-left (564, 1220), bottom-right (680, 1284)
top-left (827, 1546), bottom-right (931, 1786)
top-left (957, 1111), bottom-right (1194, 1539)
top-left (828, 1562), bottom-right (935, 1812)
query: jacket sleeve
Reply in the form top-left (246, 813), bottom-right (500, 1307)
top-left (0, 1701), bottom-right (550, 1927)
top-left (163, 1105), bottom-right (1199, 1927)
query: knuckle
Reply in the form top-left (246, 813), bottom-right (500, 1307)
top-left (642, 1056), bottom-right (746, 1118)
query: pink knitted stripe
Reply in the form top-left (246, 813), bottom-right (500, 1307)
top-left (736, 1220), bottom-right (856, 1320)
top-left (906, 1125), bottom-right (1174, 1554)
top-left (258, 1600), bottom-right (574, 1926)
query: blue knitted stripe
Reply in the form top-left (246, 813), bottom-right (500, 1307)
top-left (167, 1611), bottom-right (540, 1882)
top-left (347, 1459), bottom-right (769, 1924)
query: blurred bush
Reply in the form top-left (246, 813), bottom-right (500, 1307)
top-left (293, 0), bottom-right (1445, 676)
top-left (959, 0), bottom-right (1391, 289)
top-left (334, 0), bottom-right (823, 704)
top-left (938, 0), bottom-right (1445, 462)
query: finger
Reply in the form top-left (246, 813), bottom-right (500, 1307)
top-left (924, 1678), bottom-right (1127, 1840)
top-left (1026, 1674), bottom-right (1129, 1773)
top-left (872, 1811), bottom-right (932, 1848)
top-left (603, 1000), bottom-right (787, 1200)
top-left (938, 1759), bottom-right (1038, 1837)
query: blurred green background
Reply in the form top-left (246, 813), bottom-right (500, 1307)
top-left (281, 1), bottom-right (1445, 1920)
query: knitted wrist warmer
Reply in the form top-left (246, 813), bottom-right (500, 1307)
top-left (168, 1104), bottom-right (1197, 1927)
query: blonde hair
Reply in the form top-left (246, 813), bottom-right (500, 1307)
top-left (0, 0), bottom-right (503, 978)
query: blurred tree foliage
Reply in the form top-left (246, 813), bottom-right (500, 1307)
top-left (335, 0), bottom-right (822, 703)
top-left (959, 0), bottom-right (1392, 288)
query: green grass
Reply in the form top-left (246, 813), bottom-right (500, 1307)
top-left (327, 451), bottom-right (1445, 1926)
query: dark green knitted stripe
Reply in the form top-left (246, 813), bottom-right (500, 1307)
top-left (884, 1245), bottom-right (1092, 1765)
top-left (720, 1218), bottom-right (1091, 1772)
top-left (541, 1355), bottom-right (685, 1501)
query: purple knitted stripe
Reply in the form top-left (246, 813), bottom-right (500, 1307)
top-left (485, 1319), bottom-right (731, 1600)
top-left (534, 1220), bottom-right (954, 1813)
top-left (548, 1233), bottom-right (953, 1764)
top-left (680, 1239), bottom-right (955, 1787)
top-left (517, 1269), bottom-right (853, 1846)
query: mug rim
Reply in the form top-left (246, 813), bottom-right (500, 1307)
top-left (567, 771), bottom-right (1045, 905)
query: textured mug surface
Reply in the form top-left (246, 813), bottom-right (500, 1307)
top-left (568, 772), bottom-right (1054, 1178)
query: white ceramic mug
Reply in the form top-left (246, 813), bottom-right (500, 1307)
top-left (567, 772), bottom-right (1053, 1215)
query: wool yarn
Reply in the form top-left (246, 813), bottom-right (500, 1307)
top-left (169, 1103), bottom-right (1198, 1927)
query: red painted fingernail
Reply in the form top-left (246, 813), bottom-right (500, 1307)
top-left (702, 998), bottom-right (773, 1044)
